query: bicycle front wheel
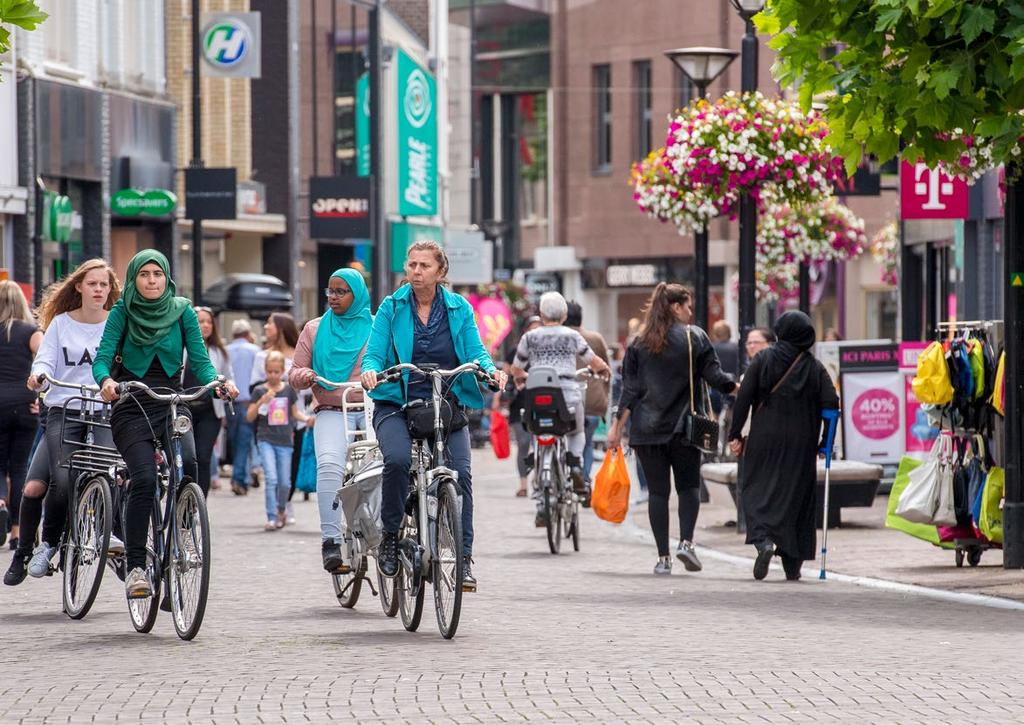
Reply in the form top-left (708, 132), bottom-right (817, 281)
top-left (169, 481), bottom-right (211, 641)
top-left (63, 476), bottom-right (112, 620)
top-left (128, 505), bottom-right (161, 634)
top-left (432, 478), bottom-right (464, 639)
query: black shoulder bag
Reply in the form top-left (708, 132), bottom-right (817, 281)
top-left (679, 326), bottom-right (720, 453)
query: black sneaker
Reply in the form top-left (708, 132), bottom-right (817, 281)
top-left (462, 559), bottom-right (477, 592)
top-left (566, 454), bottom-right (587, 494)
top-left (322, 540), bottom-right (349, 574)
top-left (753, 541), bottom-right (775, 581)
top-left (378, 531), bottom-right (399, 577)
top-left (580, 484), bottom-right (592, 508)
top-left (4, 553), bottom-right (28, 586)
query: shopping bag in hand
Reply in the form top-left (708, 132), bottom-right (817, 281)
top-left (592, 447), bottom-right (630, 524)
top-left (294, 431), bottom-right (318, 493)
top-left (490, 410), bottom-right (511, 460)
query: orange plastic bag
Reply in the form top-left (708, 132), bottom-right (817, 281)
top-left (592, 447), bottom-right (630, 524)
top-left (490, 411), bottom-right (510, 459)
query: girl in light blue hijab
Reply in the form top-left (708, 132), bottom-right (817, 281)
top-left (289, 268), bottom-right (373, 573)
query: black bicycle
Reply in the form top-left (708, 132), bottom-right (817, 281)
top-left (115, 377), bottom-right (228, 640)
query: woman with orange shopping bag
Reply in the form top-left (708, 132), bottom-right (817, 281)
top-left (607, 283), bottom-right (736, 576)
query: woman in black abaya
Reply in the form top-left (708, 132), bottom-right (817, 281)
top-left (728, 311), bottom-right (839, 582)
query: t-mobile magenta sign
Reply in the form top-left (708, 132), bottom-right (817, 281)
top-left (900, 160), bottom-right (968, 220)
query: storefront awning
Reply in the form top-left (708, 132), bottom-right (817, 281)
top-left (178, 213), bottom-right (287, 237)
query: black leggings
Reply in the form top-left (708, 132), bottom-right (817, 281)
top-left (634, 439), bottom-right (702, 557)
top-left (119, 428), bottom-right (197, 572)
top-left (0, 402), bottom-right (39, 527)
top-left (189, 403), bottom-right (220, 497)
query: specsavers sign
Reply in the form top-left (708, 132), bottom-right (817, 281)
top-left (397, 49), bottom-right (437, 216)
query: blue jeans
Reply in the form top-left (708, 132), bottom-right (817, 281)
top-left (258, 440), bottom-right (293, 522)
top-left (374, 402), bottom-right (474, 557)
top-left (583, 415), bottom-right (601, 485)
top-left (314, 410), bottom-right (366, 543)
top-left (229, 407), bottom-right (254, 486)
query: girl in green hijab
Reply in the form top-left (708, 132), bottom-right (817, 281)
top-left (94, 250), bottom-right (239, 600)
top-left (290, 267), bottom-right (374, 573)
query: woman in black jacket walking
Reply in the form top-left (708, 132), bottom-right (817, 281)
top-left (607, 283), bottom-right (736, 575)
top-left (728, 311), bottom-right (840, 582)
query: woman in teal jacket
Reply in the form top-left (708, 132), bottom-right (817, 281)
top-left (361, 241), bottom-right (506, 591)
top-left (96, 250), bottom-right (238, 600)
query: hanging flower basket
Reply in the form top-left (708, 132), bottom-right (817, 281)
top-left (630, 147), bottom-right (711, 233)
top-left (870, 222), bottom-right (899, 287)
top-left (662, 91), bottom-right (846, 220)
top-left (753, 197), bottom-right (868, 302)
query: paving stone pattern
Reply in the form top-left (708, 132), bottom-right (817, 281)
top-left (3, 452), bottom-right (1024, 723)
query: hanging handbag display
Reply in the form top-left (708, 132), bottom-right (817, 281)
top-left (678, 326), bottom-right (719, 454)
top-left (895, 433), bottom-right (957, 526)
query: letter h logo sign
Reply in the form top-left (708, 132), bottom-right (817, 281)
top-left (900, 160), bottom-right (968, 220)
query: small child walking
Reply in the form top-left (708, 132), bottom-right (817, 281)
top-left (247, 351), bottom-right (309, 530)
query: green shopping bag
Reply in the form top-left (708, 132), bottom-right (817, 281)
top-left (979, 467), bottom-right (1004, 544)
top-left (886, 455), bottom-right (943, 545)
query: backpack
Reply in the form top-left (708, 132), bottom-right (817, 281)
top-left (912, 341), bottom-right (954, 405)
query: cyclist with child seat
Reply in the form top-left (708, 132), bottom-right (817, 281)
top-left (94, 251), bottom-right (238, 601)
top-left (511, 291), bottom-right (610, 525)
top-left (4, 260), bottom-right (121, 585)
top-left (360, 241), bottom-right (507, 591)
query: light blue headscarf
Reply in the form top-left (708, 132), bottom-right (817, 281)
top-left (312, 268), bottom-right (372, 389)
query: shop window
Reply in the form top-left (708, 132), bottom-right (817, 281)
top-left (593, 64), bottom-right (612, 172)
top-left (518, 93), bottom-right (548, 235)
top-left (334, 49), bottom-right (367, 176)
top-left (866, 290), bottom-right (899, 340)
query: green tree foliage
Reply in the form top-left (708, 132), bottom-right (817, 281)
top-left (758, 0), bottom-right (1024, 174)
top-left (0, 0), bottom-right (47, 70)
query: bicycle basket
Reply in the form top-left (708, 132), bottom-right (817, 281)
top-left (523, 368), bottom-right (575, 436)
top-left (339, 443), bottom-right (384, 548)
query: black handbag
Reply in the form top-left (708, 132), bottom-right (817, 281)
top-left (404, 397), bottom-right (468, 440)
top-left (679, 326), bottom-right (720, 453)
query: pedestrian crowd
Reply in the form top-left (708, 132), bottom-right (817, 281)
top-left (0, 242), bottom-right (839, 603)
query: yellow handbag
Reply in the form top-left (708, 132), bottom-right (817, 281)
top-left (912, 341), bottom-right (954, 405)
top-left (990, 350), bottom-right (1006, 416)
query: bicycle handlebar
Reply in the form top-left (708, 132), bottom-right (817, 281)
top-left (376, 362), bottom-right (501, 392)
top-left (117, 376), bottom-right (228, 403)
top-left (36, 372), bottom-right (101, 394)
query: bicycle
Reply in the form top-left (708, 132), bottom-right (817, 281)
top-left (114, 376), bottom-right (229, 640)
top-left (374, 361), bottom-right (499, 639)
top-left (310, 377), bottom-right (397, 616)
top-left (521, 367), bottom-right (596, 555)
top-left (35, 374), bottom-right (122, 620)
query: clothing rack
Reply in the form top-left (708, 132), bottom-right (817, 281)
top-left (936, 320), bottom-right (998, 330)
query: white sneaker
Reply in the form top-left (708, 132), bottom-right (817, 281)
top-left (286, 502), bottom-right (296, 525)
top-left (125, 567), bottom-right (152, 599)
top-left (28, 542), bottom-right (57, 578)
top-left (108, 534), bottom-right (125, 555)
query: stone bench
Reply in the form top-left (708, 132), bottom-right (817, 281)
top-left (700, 460), bottom-right (884, 528)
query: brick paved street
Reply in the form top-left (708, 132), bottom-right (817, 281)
top-left (4, 450), bottom-right (1024, 723)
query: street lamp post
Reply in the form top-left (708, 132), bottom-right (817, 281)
top-left (731, 0), bottom-right (765, 367)
top-left (664, 47), bottom-right (738, 332)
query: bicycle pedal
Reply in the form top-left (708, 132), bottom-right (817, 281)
top-left (461, 581), bottom-right (477, 593)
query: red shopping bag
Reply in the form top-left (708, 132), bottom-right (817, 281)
top-left (592, 447), bottom-right (630, 524)
top-left (490, 410), bottom-right (511, 459)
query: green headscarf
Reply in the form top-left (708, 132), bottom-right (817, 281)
top-left (313, 268), bottom-right (373, 389)
top-left (122, 250), bottom-right (191, 347)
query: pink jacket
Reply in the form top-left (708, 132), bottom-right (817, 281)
top-left (289, 316), bottom-right (366, 409)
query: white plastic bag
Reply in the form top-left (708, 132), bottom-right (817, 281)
top-left (895, 434), bottom-right (956, 525)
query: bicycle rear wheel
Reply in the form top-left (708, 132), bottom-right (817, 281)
top-left (333, 555), bottom-right (365, 608)
top-left (397, 518), bottom-right (424, 632)
top-left (378, 561), bottom-right (399, 617)
top-left (63, 476), bottom-right (112, 620)
top-left (569, 503), bottom-right (581, 552)
top-left (128, 505), bottom-right (161, 634)
top-left (169, 481), bottom-right (211, 641)
top-left (432, 479), bottom-right (464, 639)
